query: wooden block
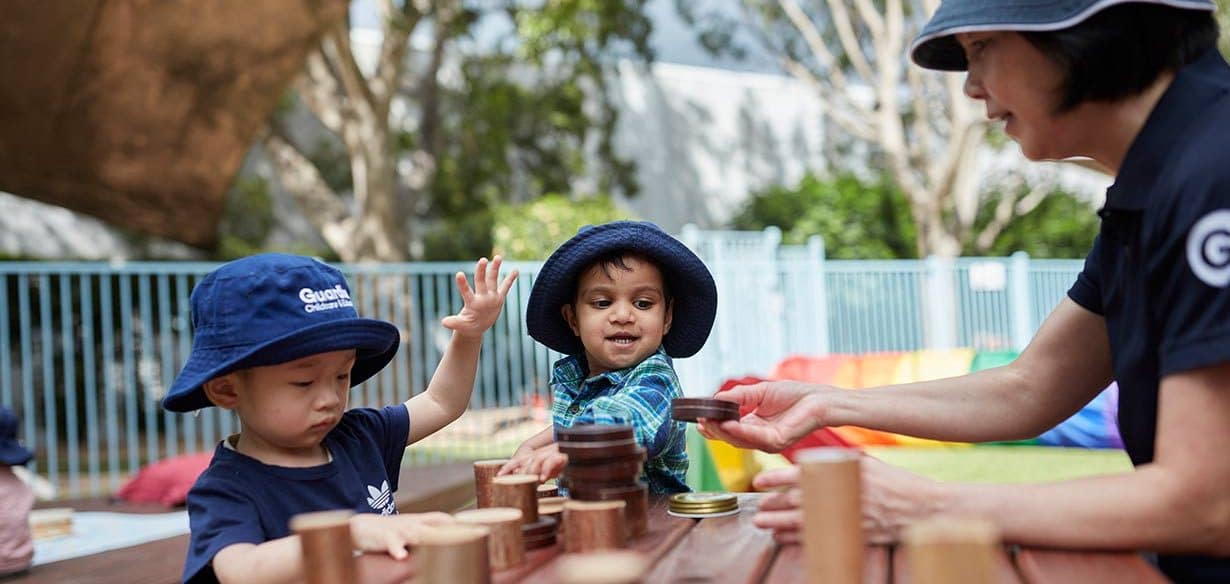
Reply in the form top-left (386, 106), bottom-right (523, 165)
top-left (492, 474), bottom-right (540, 524)
top-left (473, 459), bottom-right (509, 509)
top-left (556, 551), bottom-right (649, 584)
top-left (290, 509), bottom-right (358, 584)
top-left (557, 424), bottom-right (635, 443)
top-left (455, 507), bottom-right (526, 571)
top-left (29, 507), bottom-right (74, 540)
top-left (537, 483), bottom-right (559, 499)
top-left (415, 524), bottom-right (492, 584)
top-left (670, 398), bottom-right (740, 423)
top-left (798, 448), bottom-right (863, 584)
top-left (563, 500), bottom-right (628, 553)
top-left (904, 517), bottom-right (1001, 584)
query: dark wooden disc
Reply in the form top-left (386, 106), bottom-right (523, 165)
top-left (557, 438), bottom-right (641, 460)
top-left (556, 424), bottom-right (635, 443)
top-left (671, 404), bottom-right (740, 423)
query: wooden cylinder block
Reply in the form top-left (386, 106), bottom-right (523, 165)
top-left (473, 459), bottom-right (509, 508)
top-left (290, 509), bottom-right (358, 584)
top-left (492, 474), bottom-right (540, 524)
top-left (413, 524), bottom-right (492, 584)
top-left (905, 517), bottom-right (1001, 584)
top-left (563, 500), bottom-right (627, 554)
top-left (454, 507), bottom-right (525, 571)
top-left (798, 448), bottom-right (863, 584)
top-left (556, 551), bottom-right (649, 584)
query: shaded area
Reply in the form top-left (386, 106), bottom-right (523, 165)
top-left (0, 0), bottom-right (347, 248)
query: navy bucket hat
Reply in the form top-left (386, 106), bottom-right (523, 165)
top-left (0, 406), bottom-right (33, 466)
top-left (911, 0), bottom-right (1215, 71)
top-left (162, 254), bottom-right (400, 412)
top-left (526, 221), bottom-right (717, 358)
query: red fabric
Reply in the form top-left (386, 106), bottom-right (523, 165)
top-left (715, 376), bottom-right (855, 462)
top-left (116, 452), bottom-right (212, 507)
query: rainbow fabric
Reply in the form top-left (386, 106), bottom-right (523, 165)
top-left (767, 351), bottom-right (1122, 451)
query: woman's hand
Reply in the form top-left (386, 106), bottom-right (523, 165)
top-left (698, 380), bottom-right (830, 453)
top-left (750, 455), bottom-right (947, 545)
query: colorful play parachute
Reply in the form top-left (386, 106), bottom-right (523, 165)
top-left (713, 350), bottom-right (1122, 465)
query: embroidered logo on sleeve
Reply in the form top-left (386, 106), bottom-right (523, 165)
top-left (1186, 210), bottom-right (1230, 287)
top-left (365, 480), bottom-right (395, 515)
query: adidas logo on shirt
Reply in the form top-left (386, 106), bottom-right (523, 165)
top-left (299, 285), bottom-right (354, 313)
top-left (366, 480), bottom-right (395, 515)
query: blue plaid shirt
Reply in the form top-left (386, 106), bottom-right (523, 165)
top-left (551, 347), bottom-right (689, 494)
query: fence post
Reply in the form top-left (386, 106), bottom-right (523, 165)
top-left (1009, 251), bottom-right (1033, 351)
top-left (762, 227), bottom-right (785, 371)
top-left (807, 236), bottom-right (830, 356)
top-left (678, 224), bottom-right (712, 396)
top-left (923, 255), bottom-right (958, 350)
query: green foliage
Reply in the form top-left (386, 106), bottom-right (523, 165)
top-left (491, 194), bottom-right (633, 260)
top-left (1218, 0), bottom-right (1230, 58)
top-left (973, 188), bottom-right (1099, 258)
top-left (734, 172), bottom-right (1098, 259)
top-left (217, 177), bottom-right (276, 260)
top-left (414, 1), bottom-right (652, 259)
top-left (732, 173), bottom-right (917, 259)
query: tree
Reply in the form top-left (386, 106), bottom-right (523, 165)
top-left (1218, 0), bottom-right (1230, 58)
top-left (733, 171), bottom-right (1097, 259)
top-left (679, 1), bottom-right (1066, 258)
top-left (264, 1), bottom-right (652, 262)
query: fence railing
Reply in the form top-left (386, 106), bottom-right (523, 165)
top-left (0, 228), bottom-right (1084, 498)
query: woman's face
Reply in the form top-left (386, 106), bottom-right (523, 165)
top-left (957, 31), bottom-right (1078, 160)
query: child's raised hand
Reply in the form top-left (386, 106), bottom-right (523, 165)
top-left (442, 256), bottom-right (518, 339)
top-left (349, 511), bottom-right (456, 560)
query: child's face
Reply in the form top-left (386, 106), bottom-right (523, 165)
top-left (562, 256), bottom-right (673, 376)
top-left (220, 349), bottom-right (356, 463)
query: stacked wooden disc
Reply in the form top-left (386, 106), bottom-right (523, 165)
top-left (558, 424), bottom-right (649, 537)
top-left (492, 474), bottom-right (560, 549)
top-left (670, 397), bottom-right (740, 423)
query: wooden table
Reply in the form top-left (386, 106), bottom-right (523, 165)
top-left (13, 489), bottom-right (1168, 583)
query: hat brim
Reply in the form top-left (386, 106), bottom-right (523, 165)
top-left (0, 442), bottom-right (33, 466)
top-left (162, 318), bottom-right (400, 412)
top-left (910, 0), bottom-right (1216, 71)
top-left (525, 222), bottom-right (717, 358)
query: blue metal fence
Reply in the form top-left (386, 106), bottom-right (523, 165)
top-left (0, 228), bottom-right (1085, 498)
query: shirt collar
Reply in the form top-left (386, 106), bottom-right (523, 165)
top-left (1106, 50), bottom-right (1230, 210)
top-left (551, 346), bottom-right (671, 391)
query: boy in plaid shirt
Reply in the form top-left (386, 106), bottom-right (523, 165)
top-left (500, 222), bottom-right (716, 493)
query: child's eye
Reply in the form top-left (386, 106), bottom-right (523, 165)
top-left (336, 372), bottom-right (351, 382)
top-left (592, 299), bottom-right (612, 309)
top-left (291, 381), bottom-right (312, 388)
top-left (634, 299), bottom-right (654, 310)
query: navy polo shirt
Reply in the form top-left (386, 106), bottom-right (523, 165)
top-left (1067, 49), bottom-right (1230, 583)
top-left (181, 405), bottom-right (409, 583)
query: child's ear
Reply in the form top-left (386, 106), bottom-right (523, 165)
top-left (203, 374), bottom-right (241, 410)
top-left (663, 299), bottom-right (673, 335)
top-left (561, 304), bottom-right (581, 337)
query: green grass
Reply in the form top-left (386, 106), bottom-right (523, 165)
top-left (865, 446), bottom-right (1133, 483)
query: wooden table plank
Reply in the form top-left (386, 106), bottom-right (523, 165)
top-left (1015, 549), bottom-right (1167, 584)
top-left (761, 544), bottom-right (891, 584)
top-left (642, 494), bottom-right (776, 584)
top-left (514, 495), bottom-right (696, 583)
top-left (12, 461), bottom-right (476, 584)
top-left (891, 543), bottom-right (1022, 584)
top-left (13, 534), bottom-right (189, 584)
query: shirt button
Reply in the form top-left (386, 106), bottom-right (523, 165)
top-left (568, 405), bottom-right (580, 414)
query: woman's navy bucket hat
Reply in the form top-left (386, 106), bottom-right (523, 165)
top-left (911, 0), bottom-right (1215, 71)
top-left (162, 254), bottom-right (400, 412)
top-left (0, 406), bottom-right (33, 466)
top-left (526, 221), bottom-right (717, 358)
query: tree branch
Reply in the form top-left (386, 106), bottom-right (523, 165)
top-left (263, 130), bottom-right (356, 256)
top-left (822, 0), bottom-right (876, 85)
top-left (321, 22), bottom-right (377, 115)
top-left (294, 50), bottom-right (346, 136)
top-left (777, 0), bottom-right (851, 90)
top-left (372, 0), bottom-right (424, 113)
top-left (780, 57), bottom-right (877, 141)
